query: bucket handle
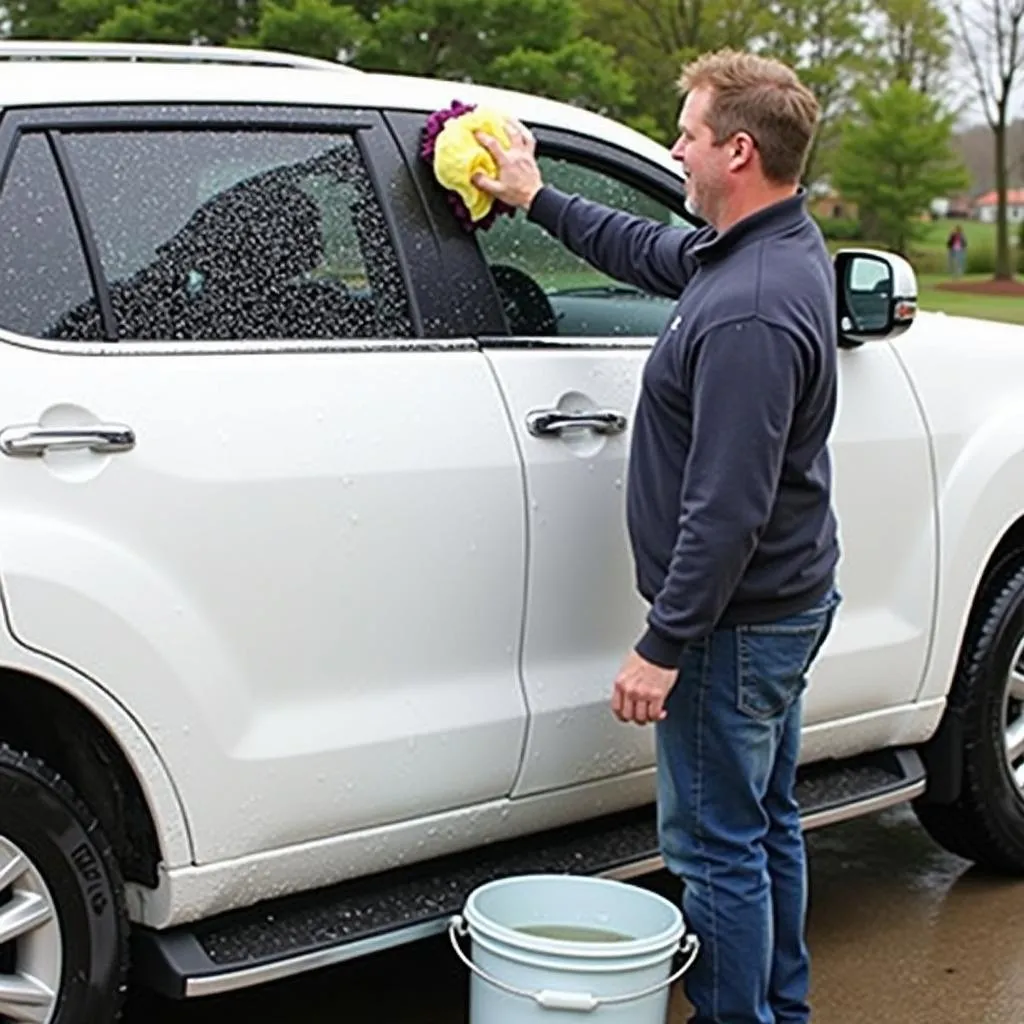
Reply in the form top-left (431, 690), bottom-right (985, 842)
top-left (448, 915), bottom-right (700, 1013)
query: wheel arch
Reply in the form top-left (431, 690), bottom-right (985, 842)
top-left (919, 512), bottom-right (1024, 804)
top-left (0, 664), bottom-right (189, 887)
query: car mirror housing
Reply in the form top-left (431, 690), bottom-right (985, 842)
top-left (834, 248), bottom-right (918, 347)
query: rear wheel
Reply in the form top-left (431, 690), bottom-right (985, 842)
top-left (0, 745), bottom-right (129, 1023)
top-left (914, 559), bottom-right (1024, 871)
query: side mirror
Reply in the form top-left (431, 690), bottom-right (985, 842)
top-left (833, 249), bottom-right (917, 347)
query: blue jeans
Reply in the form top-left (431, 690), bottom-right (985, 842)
top-left (656, 590), bottom-right (839, 1024)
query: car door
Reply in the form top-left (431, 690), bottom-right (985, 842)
top-left (438, 132), bottom-right (688, 799)
top-left (396, 118), bottom-right (936, 799)
top-left (0, 105), bottom-right (528, 864)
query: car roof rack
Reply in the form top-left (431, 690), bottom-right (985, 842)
top-left (0, 41), bottom-right (357, 72)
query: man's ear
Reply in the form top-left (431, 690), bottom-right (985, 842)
top-left (728, 131), bottom-right (757, 172)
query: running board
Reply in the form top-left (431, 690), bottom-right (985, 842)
top-left (133, 747), bottom-right (925, 999)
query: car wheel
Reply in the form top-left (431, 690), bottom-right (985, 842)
top-left (0, 744), bottom-right (129, 1023)
top-left (914, 559), bottom-right (1024, 871)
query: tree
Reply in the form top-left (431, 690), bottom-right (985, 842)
top-left (582, 0), bottom-right (766, 142)
top-left (489, 38), bottom-right (635, 116)
top-left (852, 0), bottom-right (953, 242)
top-left (870, 0), bottom-right (952, 97)
top-left (6, 0), bottom-right (118, 38)
top-left (4, 0), bottom-right (634, 114)
top-left (357, 0), bottom-right (567, 79)
top-left (85, 0), bottom-right (200, 42)
top-left (950, 0), bottom-right (1024, 280)
top-left (354, 0), bottom-right (634, 117)
top-left (755, 0), bottom-right (870, 187)
top-left (243, 0), bottom-right (367, 63)
top-left (833, 81), bottom-right (969, 256)
top-left (8, 0), bottom-right (266, 44)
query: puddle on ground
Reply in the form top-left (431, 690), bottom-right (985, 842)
top-left (126, 807), bottom-right (1024, 1024)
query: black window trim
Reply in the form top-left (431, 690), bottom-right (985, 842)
top-left (384, 109), bottom-right (507, 340)
top-left (0, 103), bottom-right (453, 347)
top-left (46, 130), bottom-right (119, 340)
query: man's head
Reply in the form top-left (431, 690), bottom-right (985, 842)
top-left (670, 50), bottom-right (820, 228)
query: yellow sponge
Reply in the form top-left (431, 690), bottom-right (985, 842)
top-left (433, 107), bottom-right (512, 222)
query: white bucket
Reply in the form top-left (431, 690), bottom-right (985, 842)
top-left (449, 874), bottom-right (699, 1022)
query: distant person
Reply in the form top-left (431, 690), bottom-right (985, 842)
top-left (947, 224), bottom-right (967, 277)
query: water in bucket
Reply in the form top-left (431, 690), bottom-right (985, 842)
top-left (516, 924), bottom-right (634, 944)
top-left (450, 874), bottom-right (699, 1023)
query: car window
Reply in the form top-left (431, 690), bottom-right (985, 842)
top-left (58, 129), bottom-right (413, 342)
top-left (0, 133), bottom-right (103, 341)
top-left (475, 155), bottom-right (688, 339)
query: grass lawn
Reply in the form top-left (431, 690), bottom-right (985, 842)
top-left (915, 219), bottom-right (999, 251)
top-left (917, 276), bottom-right (1024, 325)
top-left (830, 221), bottom-right (1024, 325)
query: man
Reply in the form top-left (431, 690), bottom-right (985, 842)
top-left (473, 49), bottom-right (841, 1024)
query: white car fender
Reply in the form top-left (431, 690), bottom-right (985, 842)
top-left (914, 403), bottom-right (1024, 704)
top-left (0, 563), bottom-right (194, 870)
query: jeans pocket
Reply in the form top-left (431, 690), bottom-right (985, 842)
top-left (737, 618), bottom-right (827, 722)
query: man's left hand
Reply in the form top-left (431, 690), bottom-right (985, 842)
top-left (611, 651), bottom-right (678, 726)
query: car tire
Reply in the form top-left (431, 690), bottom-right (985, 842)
top-left (914, 558), bottom-right (1024, 872)
top-left (0, 744), bottom-right (129, 1024)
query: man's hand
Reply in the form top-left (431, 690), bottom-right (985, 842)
top-left (473, 118), bottom-right (544, 210)
top-left (611, 651), bottom-right (678, 726)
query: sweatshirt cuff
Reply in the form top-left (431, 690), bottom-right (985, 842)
top-left (635, 625), bottom-right (684, 669)
top-left (526, 185), bottom-right (569, 230)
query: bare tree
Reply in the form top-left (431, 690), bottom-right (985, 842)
top-left (950, 0), bottom-right (1024, 279)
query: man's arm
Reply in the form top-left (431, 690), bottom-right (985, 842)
top-left (527, 185), bottom-right (704, 299)
top-left (634, 317), bottom-right (806, 668)
top-left (472, 121), bottom-right (703, 299)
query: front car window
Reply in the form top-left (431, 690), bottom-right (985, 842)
top-left (476, 155), bottom-right (691, 338)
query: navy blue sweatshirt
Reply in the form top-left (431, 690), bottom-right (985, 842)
top-left (527, 186), bottom-right (840, 668)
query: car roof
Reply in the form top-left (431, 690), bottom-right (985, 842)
top-left (0, 57), bottom-right (681, 179)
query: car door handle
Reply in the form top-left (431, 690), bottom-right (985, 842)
top-left (526, 409), bottom-right (628, 437)
top-left (0, 423), bottom-right (136, 458)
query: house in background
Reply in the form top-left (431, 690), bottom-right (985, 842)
top-left (931, 194), bottom-right (973, 219)
top-left (973, 189), bottom-right (1024, 223)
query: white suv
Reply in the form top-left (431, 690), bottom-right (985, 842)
top-left (2, 40), bottom-right (1024, 1024)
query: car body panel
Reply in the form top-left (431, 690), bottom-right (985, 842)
top-left (0, 59), bottom-right (1017, 934)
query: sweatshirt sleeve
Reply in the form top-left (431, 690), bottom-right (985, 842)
top-left (634, 317), bottom-right (806, 668)
top-left (526, 186), bottom-right (704, 299)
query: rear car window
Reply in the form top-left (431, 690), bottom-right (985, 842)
top-left (58, 128), bottom-right (413, 342)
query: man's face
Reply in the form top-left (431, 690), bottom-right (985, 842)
top-left (670, 87), bottom-right (730, 225)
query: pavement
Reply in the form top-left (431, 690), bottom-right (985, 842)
top-left (125, 805), bottom-right (1024, 1023)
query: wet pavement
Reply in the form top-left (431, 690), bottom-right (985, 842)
top-left (124, 805), bottom-right (1024, 1023)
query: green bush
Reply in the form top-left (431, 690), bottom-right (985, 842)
top-left (908, 248), bottom-right (948, 275)
top-left (814, 215), bottom-right (862, 241)
top-left (968, 243), bottom-right (996, 276)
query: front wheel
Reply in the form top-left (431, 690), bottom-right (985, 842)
top-left (914, 560), bottom-right (1024, 871)
top-left (0, 745), bottom-right (129, 1023)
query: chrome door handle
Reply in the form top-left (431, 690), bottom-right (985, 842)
top-left (526, 409), bottom-right (627, 437)
top-left (0, 424), bottom-right (136, 458)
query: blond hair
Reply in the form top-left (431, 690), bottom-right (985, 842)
top-left (678, 50), bottom-right (820, 185)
